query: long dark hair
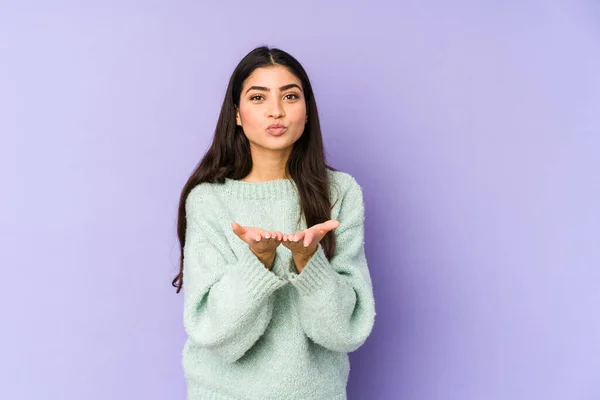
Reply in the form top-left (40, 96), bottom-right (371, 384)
top-left (172, 45), bottom-right (337, 293)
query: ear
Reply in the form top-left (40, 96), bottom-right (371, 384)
top-left (235, 106), bottom-right (242, 126)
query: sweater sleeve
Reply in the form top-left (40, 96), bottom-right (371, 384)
top-left (288, 178), bottom-right (376, 353)
top-left (182, 186), bottom-right (287, 363)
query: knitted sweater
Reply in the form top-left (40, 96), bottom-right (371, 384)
top-left (181, 169), bottom-right (376, 400)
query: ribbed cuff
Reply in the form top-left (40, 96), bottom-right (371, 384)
top-left (288, 244), bottom-right (337, 295)
top-left (234, 248), bottom-right (288, 301)
top-left (187, 380), bottom-right (347, 400)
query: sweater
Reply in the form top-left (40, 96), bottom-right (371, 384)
top-left (181, 169), bottom-right (376, 400)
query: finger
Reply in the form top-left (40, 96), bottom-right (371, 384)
top-left (316, 228), bottom-right (327, 241)
top-left (263, 232), bottom-right (274, 242)
top-left (317, 219), bottom-right (340, 231)
top-left (314, 220), bottom-right (336, 232)
top-left (293, 231), bottom-right (304, 242)
top-left (231, 222), bottom-right (242, 236)
top-left (303, 230), bottom-right (314, 247)
top-left (232, 222), bottom-right (251, 240)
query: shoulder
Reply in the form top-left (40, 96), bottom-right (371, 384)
top-left (327, 169), bottom-right (365, 210)
top-left (327, 169), bottom-right (364, 197)
top-left (185, 181), bottom-right (223, 215)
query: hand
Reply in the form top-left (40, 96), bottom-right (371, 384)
top-left (231, 222), bottom-right (283, 269)
top-left (282, 220), bottom-right (340, 272)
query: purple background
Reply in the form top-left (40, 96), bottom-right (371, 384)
top-left (1, 1), bottom-right (599, 399)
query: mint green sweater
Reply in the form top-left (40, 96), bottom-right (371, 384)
top-left (181, 170), bottom-right (376, 400)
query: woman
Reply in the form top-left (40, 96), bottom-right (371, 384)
top-left (173, 45), bottom-right (376, 400)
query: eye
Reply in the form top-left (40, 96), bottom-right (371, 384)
top-left (249, 94), bottom-right (265, 101)
top-left (284, 93), bottom-right (300, 100)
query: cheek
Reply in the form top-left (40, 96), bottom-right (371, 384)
top-left (239, 107), bottom-right (257, 125)
top-left (289, 105), bottom-right (307, 123)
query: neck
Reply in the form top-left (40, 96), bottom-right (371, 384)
top-left (242, 145), bottom-right (292, 182)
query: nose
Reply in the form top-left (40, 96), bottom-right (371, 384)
top-left (266, 98), bottom-right (285, 119)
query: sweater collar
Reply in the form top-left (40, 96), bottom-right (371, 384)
top-left (222, 177), bottom-right (299, 199)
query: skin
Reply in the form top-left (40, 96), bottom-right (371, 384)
top-left (230, 65), bottom-right (339, 273)
top-left (235, 64), bottom-right (306, 182)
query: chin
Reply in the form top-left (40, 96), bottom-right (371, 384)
top-left (259, 136), bottom-right (301, 148)
top-left (264, 142), bottom-right (295, 151)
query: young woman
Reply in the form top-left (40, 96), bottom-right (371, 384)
top-left (173, 46), bottom-right (376, 400)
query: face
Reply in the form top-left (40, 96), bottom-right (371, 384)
top-left (236, 65), bottom-right (307, 153)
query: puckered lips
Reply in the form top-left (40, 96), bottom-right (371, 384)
top-left (266, 123), bottom-right (287, 136)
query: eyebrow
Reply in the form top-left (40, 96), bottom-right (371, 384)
top-left (245, 83), bottom-right (302, 95)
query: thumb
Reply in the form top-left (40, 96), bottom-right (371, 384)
top-left (320, 219), bottom-right (340, 231)
top-left (231, 222), bottom-right (244, 236)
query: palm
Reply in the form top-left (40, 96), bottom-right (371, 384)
top-left (281, 220), bottom-right (340, 254)
top-left (231, 222), bottom-right (282, 253)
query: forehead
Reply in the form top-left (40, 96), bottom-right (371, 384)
top-left (243, 65), bottom-right (302, 89)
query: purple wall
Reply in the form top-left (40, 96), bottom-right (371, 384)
top-left (1, 1), bottom-right (599, 399)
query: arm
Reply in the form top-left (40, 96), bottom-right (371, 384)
top-left (288, 179), bottom-right (376, 353)
top-left (182, 186), bottom-right (287, 363)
